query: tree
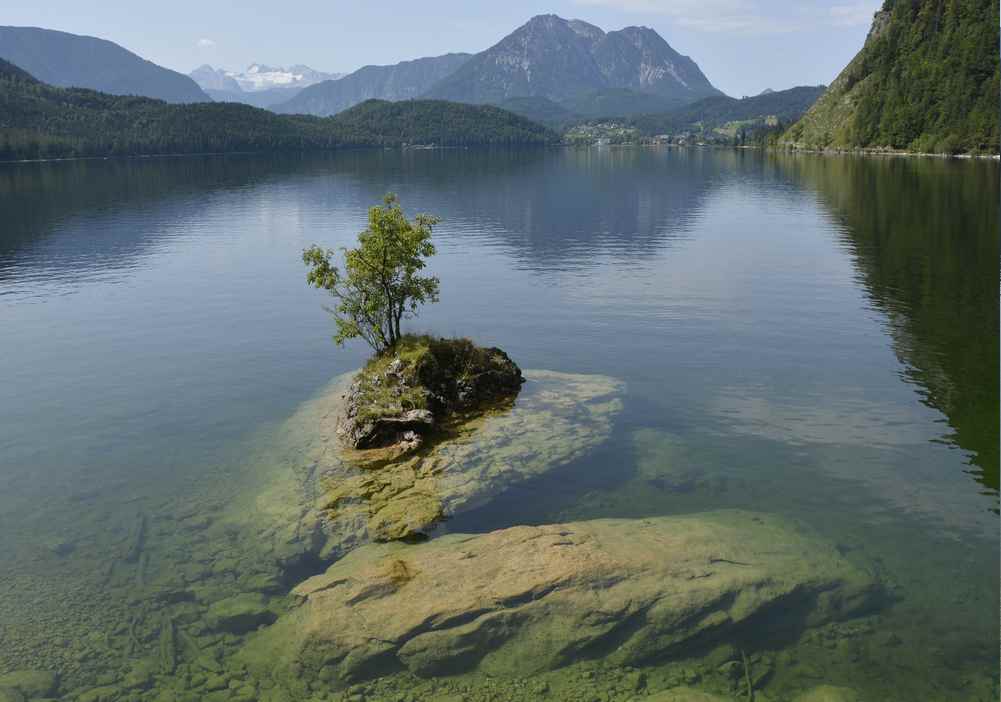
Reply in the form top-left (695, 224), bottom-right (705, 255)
top-left (303, 194), bottom-right (440, 352)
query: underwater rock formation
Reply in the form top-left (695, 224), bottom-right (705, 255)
top-left (239, 510), bottom-right (884, 691)
top-left (792, 686), bottom-right (860, 702)
top-left (0, 670), bottom-right (59, 700)
top-left (648, 689), bottom-right (734, 702)
top-left (227, 368), bottom-right (624, 568)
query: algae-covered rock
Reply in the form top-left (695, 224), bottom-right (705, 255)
top-left (239, 510), bottom-right (883, 691)
top-left (0, 671), bottom-right (58, 699)
top-left (648, 689), bottom-right (735, 702)
top-left (207, 593), bottom-right (277, 634)
top-left (322, 369), bottom-right (625, 544)
top-left (229, 368), bottom-right (624, 567)
top-left (339, 336), bottom-right (524, 450)
top-left (792, 686), bottom-right (860, 702)
top-left (75, 687), bottom-right (119, 702)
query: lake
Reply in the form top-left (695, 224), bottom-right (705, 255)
top-left (0, 148), bottom-right (997, 701)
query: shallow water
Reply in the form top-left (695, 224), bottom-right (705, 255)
top-left (0, 148), bottom-right (997, 701)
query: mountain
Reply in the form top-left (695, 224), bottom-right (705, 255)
top-left (191, 63), bottom-right (344, 109)
top-left (560, 88), bottom-right (683, 118)
top-left (0, 60), bottom-right (557, 160)
top-left (496, 96), bottom-right (578, 126)
top-left (0, 26), bottom-right (209, 103)
top-left (629, 86), bottom-right (827, 137)
top-left (424, 15), bottom-right (722, 107)
top-left (190, 64), bottom-right (242, 92)
top-left (190, 63), bottom-right (342, 93)
top-left (275, 53), bottom-right (471, 116)
top-left (782, 0), bottom-right (999, 154)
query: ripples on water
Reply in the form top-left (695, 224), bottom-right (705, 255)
top-left (0, 149), bottom-right (997, 701)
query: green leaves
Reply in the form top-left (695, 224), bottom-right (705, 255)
top-left (303, 194), bottom-right (441, 352)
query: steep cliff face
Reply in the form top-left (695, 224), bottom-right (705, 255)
top-left (425, 14), bottom-right (721, 105)
top-left (783, 0), bottom-right (999, 154)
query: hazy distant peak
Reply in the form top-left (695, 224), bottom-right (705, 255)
top-left (190, 62), bottom-right (343, 94)
top-left (568, 19), bottom-right (605, 41)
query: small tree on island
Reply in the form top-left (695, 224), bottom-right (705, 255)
top-left (303, 194), bottom-right (440, 353)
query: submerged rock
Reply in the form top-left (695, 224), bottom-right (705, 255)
top-left (792, 686), bottom-right (860, 702)
top-left (239, 510), bottom-right (883, 691)
top-left (228, 368), bottom-right (624, 567)
top-left (339, 336), bottom-right (525, 451)
top-left (648, 689), bottom-right (735, 702)
top-left (206, 594), bottom-right (277, 634)
top-left (0, 670), bottom-right (58, 699)
top-left (323, 369), bottom-right (624, 543)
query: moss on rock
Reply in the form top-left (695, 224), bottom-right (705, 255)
top-left (339, 336), bottom-right (524, 450)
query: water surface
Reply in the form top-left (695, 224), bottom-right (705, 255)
top-left (0, 148), bottom-right (997, 701)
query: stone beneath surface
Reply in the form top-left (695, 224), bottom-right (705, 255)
top-left (648, 689), bottom-right (735, 702)
top-left (0, 670), bottom-right (58, 699)
top-left (239, 510), bottom-right (883, 692)
top-left (206, 594), bottom-right (277, 634)
top-left (324, 369), bottom-right (625, 543)
top-left (227, 369), bottom-right (624, 569)
top-left (792, 686), bottom-right (860, 702)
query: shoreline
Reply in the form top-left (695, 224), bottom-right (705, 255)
top-left (2, 141), bottom-right (997, 166)
top-left (574, 141), bottom-right (1000, 160)
top-left (770, 143), bottom-right (1000, 161)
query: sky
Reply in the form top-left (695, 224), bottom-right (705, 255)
top-left (2, 0), bottom-right (882, 97)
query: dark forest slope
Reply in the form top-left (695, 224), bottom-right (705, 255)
top-left (0, 62), bottom-right (557, 160)
top-left (783, 0), bottom-right (999, 154)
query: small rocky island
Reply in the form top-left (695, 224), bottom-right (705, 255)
top-left (337, 335), bottom-right (525, 455)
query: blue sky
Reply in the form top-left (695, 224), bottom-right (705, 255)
top-left (3, 0), bottom-right (882, 97)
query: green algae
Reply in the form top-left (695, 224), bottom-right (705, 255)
top-left (0, 378), bottom-right (996, 702)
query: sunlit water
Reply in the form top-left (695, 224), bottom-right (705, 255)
top-left (0, 148), bottom-right (997, 701)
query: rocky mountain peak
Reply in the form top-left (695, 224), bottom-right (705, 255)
top-left (425, 15), bottom-right (721, 105)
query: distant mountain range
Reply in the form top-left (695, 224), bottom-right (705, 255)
top-left (274, 54), bottom-right (472, 116)
top-left (0, 26), bottom-right (208, 103)
top-left (783, 0), bottom-right (998, 154)
top-left (190, 63), bottom-right (344, 108)
top-left (0, 59), bottom-right (557, 161)
top-left (277, 15), bottom-right (723, 118)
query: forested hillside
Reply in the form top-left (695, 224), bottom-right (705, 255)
top-left (0, 62), bottom-right (557, 160)
top-left (783, 0), bottom-right (999, 154)
top-left (629, 86), bottom-right (826, 137)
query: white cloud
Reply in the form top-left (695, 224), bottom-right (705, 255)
top-left (196, 38), bottom-right (216, 48)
